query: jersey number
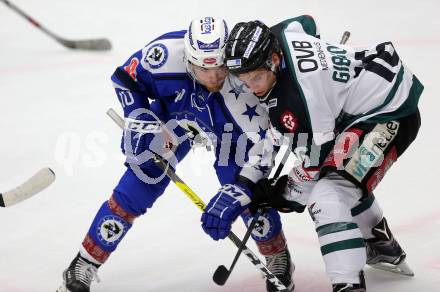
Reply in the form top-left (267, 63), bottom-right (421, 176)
top-left (118, 90), bottom-right (135, 108)
top-left (354, 42), bottom-right (399, 82)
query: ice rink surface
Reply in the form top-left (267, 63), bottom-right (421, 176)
top-left (1, 0), bottom-right (439, 291)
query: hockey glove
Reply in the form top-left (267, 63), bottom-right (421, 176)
top-left (201, 183), bottom-right (252, 241)
top-left (251, 175), bottom-right (306, 213)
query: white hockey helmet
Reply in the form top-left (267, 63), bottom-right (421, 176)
top-left (184, 17), bottom-right (229, 68)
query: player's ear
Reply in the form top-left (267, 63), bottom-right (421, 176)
top-left (272, 53), bottom-right (281, 68)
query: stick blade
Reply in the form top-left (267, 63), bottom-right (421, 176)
top-left (59, 38), bottom-right (112, 51)
top-left (212, 265), bottom-right (229, 286)
top-left (0, 168), bottom-right (55, 207)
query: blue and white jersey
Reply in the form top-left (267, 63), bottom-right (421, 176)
top-left (111, 30), bottom-right (273, 185)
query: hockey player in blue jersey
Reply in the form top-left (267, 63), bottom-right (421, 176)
top-left (57, 17), bottom-right (294, 292)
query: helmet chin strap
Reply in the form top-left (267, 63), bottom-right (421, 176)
top-left (270, 63), bottom-right (277, 73)
top-left (258, 80), bottom-right (276, 102)
top-left (255, 57), bottom-right (278, 102)
top-left (186, 60), bottom-right (204, 86)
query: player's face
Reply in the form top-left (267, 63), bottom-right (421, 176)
top-left (238, 69), bottom-right (276, 97)
top-left (237, 53), bottom-right (279, 97)
top-left (192, 65), bottom-right (228, 92)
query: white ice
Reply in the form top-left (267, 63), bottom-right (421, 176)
top-left (1, 0), bottom-right (439, 291)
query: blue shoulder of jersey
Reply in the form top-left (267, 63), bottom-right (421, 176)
top-left (111, 30), bottom-right (191, 99)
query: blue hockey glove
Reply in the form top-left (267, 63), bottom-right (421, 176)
top-left (201, 183), bottom-right (252, 240)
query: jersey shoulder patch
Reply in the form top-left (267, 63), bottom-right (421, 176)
top-left (144, 43), bottom-right (169, 69)
top-left (141, 33), bottom-right (186, 74)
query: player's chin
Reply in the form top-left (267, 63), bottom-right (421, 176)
top-left (205, 82), bottom-right (224, 92)
top-left (255, 91), bottom-right (266, 97)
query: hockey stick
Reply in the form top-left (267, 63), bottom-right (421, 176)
top-left (106, 108), bottom-right (288, 291)
top-left (272, 146), bottom-right (291, 180)
top-left (212, 146), bottom-right (291, 285)
top-left (1, 0), bottom-right (112, 51)
top-left (212, 208), bottom-right (262, 285)
top-left (0, 168), bottom-right (55, 207)
top-left (211, 147), bottom-right (294, 284)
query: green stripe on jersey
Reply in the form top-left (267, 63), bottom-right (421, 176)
top-left (279, 16), bottom-right (319, 128)
top-left (280, 28), bottom-right (312, 130)
top-left (364, 66), bottom-right (405, 117)
top-left (369, 74), bottom-right (423, 122)
top-left (351, 195), bottom-right (376, 217)
top-left (321, 238), bottom-right (365, 256)
top-left (281, 15), bottom-right (318, 37)
top-left (316, 222), bottom-right (359, 237)
top-left (339, 66), bottom-right (406, 129)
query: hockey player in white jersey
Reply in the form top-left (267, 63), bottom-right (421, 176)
top-left (201, 15), bottom-right (424, 291)
top-left (57, 17), bottom-right (295, 292)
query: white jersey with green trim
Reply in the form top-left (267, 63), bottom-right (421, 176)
top-left (278, 17), bottom-right (423, 145)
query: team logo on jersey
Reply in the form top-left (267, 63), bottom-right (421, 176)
top-left (280, 110), bottom-right (298, 133)
top-left (124, 57), bottom-right (139, 81)
top-left (97, 216), bottom-right (127, 246)
top-left (145, 43), bottom-right (168, 69)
